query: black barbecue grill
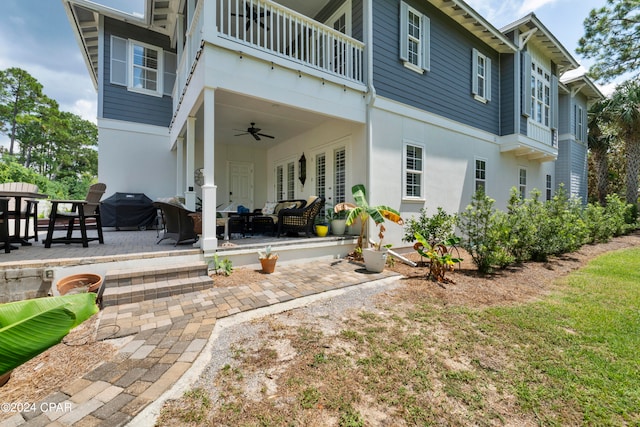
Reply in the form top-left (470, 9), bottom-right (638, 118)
top-left (101, 192), bottom-right (157, 230)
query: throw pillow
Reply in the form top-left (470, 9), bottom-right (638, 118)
top-left (263, 202), bottom-right (277, 215)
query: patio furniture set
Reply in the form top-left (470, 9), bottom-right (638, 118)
top-left (0, 180), bottom-right (326, 252)
top-left (154, 195), bottom-right (326, 245)
top-left (0, 182), bottom-right (106, 253)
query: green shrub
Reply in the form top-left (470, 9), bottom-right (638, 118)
top-left (457, 191), bottom-right (512, 273)
top-left (402, 207), bottom-right (457, 244)
top-left (583, 203), bottom-right (612, 244)
top-left (544, 186), bottom-right (588, 256)
top-left (604, 194), bottom-right (636, 235)
top-left (505, 188), bottom-right (537, 262)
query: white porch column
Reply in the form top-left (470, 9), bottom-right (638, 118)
top-left (176, 136), bottom-right (185, 197)
top-left (184, 117), bottom-right (197, 210)
top-left (201, 87), bottom-right (217, 251)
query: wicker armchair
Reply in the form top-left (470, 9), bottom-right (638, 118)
top-left (276, 197), bottom-right (325, 238)
top-left (153, 201), bottom-right (198, 245)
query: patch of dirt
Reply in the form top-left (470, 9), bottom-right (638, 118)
top-left (210, 267), bottom-right (268, 287)
top-left (0, 315), bottom-right (117, 421)
top-left (387, 231), bottom-right (640, 308)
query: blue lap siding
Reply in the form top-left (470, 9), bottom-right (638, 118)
top-left (102, 17), bottom-right (174, 127)
top-left (372, 0), bottom-right (501, 135)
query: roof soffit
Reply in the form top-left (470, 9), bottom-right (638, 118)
top-left (64, 0), bottom-right (181, 89)
top-left (501, 13), bottom-right (579, 73)
top-left (560, 75), bottom-right (605, 101)
top-left (426, 0), bottom-right (516, 53)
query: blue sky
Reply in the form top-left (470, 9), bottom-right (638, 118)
top-left (0, 0), bottom-right (612, 145)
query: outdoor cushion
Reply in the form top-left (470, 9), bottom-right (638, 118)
top-left (306, 196), bottom-right (318, 207)
top-left (262, 202), bottom-right (277, 215)
top-left (274, 202), bottom-right (297, 215)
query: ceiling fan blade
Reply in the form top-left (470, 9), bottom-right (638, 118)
top-left (257, 133), bottom-right (274, 139)
top-left (252, 133), bottom-right (261, 141)
top-left (234, 132), bottom-right (249, 136)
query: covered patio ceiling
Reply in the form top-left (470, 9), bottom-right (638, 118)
top-left (195, 90), bottom-right (334, 146)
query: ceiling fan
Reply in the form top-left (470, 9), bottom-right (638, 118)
top-left (234, 123), bottom-right (275, 141)
top-left (231, 4), bottom-right (271, 31)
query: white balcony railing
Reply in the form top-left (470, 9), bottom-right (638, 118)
top-left (216, 0), bottom-right (364, 83)
top-left (173, 0), bottom-right (366, 116)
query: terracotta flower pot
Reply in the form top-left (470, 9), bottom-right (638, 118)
top-left (260, 258), bottom-right (277, 274)
top-left (0, 370), bottom-right (12, 387)
top-left (57, 273), bottom-right (103, 296)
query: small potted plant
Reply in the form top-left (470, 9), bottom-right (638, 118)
top-left (314, 215), bottom-right (329, 237)
top-left (327, 206), bottom-right (347, 235)
top-left (258, 245), bottom-right (278, 273)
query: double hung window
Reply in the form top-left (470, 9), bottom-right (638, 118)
top-left (475, 159), bottom-right (487, 193)
top-left (399, 2), bottom-right (430, 73)
top-left (519, 168), bottom-right (527, 198)
top-left (403, 143), bottom-right (424, 199)
top-left (530, 62), bottom-right (551, 126)
top-left (575, 105), bottom-right (584, 141)
top-left (110, 36), bottom-right (176, 97)
top-left (472, 49), bottom-right (491, 102)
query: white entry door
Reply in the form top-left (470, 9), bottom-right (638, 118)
top-left (314, 144), bottom-right (347, 219)
top-left (228, 161), bottom-right (254, 209)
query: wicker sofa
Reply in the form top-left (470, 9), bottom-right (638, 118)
top-left (251, 199), bottom-right (307, 235)
top-left (276, 196), bottom-right (325, 238)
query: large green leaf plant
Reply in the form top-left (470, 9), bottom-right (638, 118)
top-left (335, 184), bottom-right (403, 253)
top-left (0, 293), bottom-right (99, 375)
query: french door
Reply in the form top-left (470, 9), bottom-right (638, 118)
top-left (315, 145), bottom-right (347, 219)
top-left (275, 160), bottom-right (295, 201)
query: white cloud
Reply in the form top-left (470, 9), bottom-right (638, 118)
top-left (463, 0), bottom-right (525, 27)
top-left (517, 0), bottom-right (558, 16)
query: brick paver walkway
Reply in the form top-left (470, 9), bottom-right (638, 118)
top-left (3, 259), bottom-right (398, 426)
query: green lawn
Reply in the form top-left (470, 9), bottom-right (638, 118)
top-left (158, 247), bottom-right (640, 426)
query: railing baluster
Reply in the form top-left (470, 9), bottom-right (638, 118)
top-left (205, 0), bottom-right (364, 84)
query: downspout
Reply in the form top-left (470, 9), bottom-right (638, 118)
top-left (365, 0), bottom-right (376, 244)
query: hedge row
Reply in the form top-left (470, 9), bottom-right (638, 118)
top-left (403, 187), bottom-right (638, 274)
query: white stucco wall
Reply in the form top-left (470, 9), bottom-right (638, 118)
top-left (98, 118), bottom-right (176, 200)
top-left (369, 98), bottom-right (557, 249)
top-left (266, 119), bottom-right (367, 205)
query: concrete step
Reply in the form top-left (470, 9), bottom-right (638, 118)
top-left (104, 261), bottom-right (209, 288)
top-left (101, 261), bottom-right (213, 307)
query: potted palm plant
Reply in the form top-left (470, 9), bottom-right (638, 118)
top-left (335, 184), bottom-right (403, 272)
top-left (258, 245), bottom-right (278, 273)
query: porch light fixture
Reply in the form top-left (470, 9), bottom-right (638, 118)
top-left (298, 153), bottom-right (306, 186)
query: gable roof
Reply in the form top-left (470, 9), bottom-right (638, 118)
top-left (62, 0), bottom-right (178, 89)
top-left (560, 70), bottom-right (605, 102)
top-left (501, 13), bottom-right (579, 73)
top-left (427, 0), bottom-right (517, 53)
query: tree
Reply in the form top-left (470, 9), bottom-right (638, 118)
top-left (577, 0), bottom-right (640, 83)
top-left (587, 99), bottom-right (615, 204)
top-left (0, 68), bottom-right (43, 155)
top-left (607, 79), bottom-right (640, 207)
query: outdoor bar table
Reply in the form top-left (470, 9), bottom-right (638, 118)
top-left (0, 189), bottom-right (47, 246)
